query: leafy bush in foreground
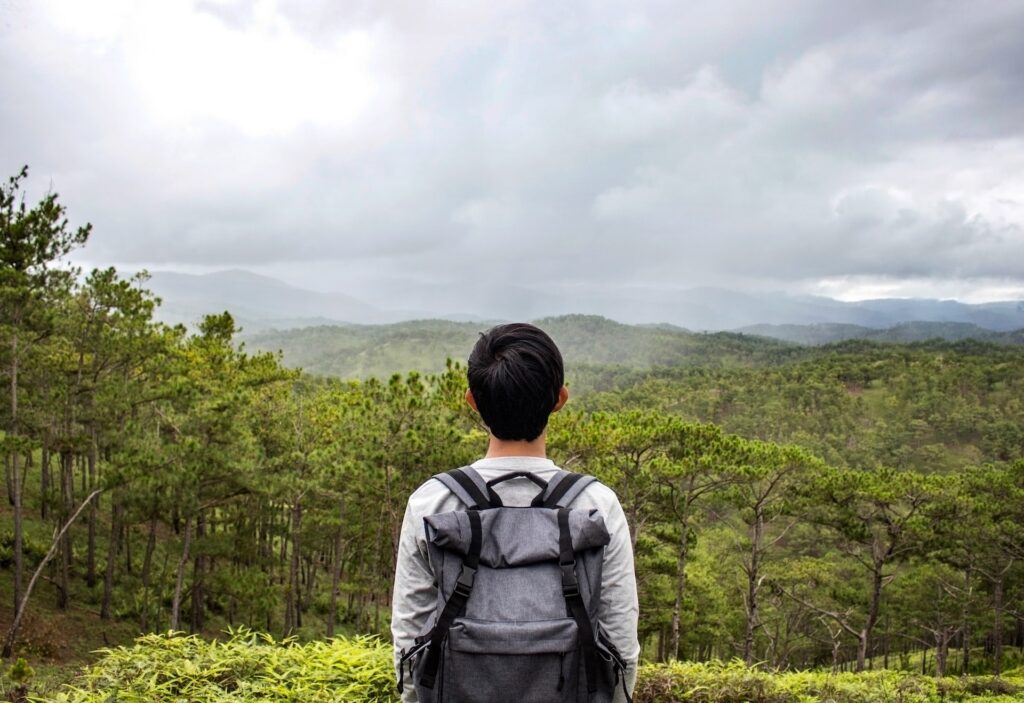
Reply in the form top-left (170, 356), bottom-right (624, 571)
top-left (635, 660), bottom-right (1024, 703)
top-left (41, 630), bottom-right (394, 703)
top-left (37, 632), bottom-right (1024, 703)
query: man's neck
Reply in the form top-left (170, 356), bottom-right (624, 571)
top-left (483, 433), bottom-right (547, 459)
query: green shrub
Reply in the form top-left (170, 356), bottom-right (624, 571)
top-left (38, 635), bottom-right (1024, 703)
top-left (633, 660), bottom-right (1024, 703)
top-left (40, 629), bottom-right (396, 703)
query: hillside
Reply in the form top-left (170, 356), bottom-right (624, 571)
top-left (241, 315), bottom-right (799, 377)
top-left (241, 314), bottom-right (1024, 379)
top-left (739, 321), bottom-right (1024, 345)
top-left (140, 270), bottom-right (1024, 332)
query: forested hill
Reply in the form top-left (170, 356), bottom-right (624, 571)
top-left (240, 315), bottom-right (800, 377)
top-left (241, 314), bottom-right (1024, 378)
top-left (739, 320), bottom-right (1024, 346)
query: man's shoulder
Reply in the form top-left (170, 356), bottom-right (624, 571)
top-left (579, 477), bottom-right (618, 499)
top-left (553, 475), bottom-right (626, 525)
top-left (405, 474), bottom-right (463, 519)
top-left (576, 476), bottom-right (622, 508)
top-left (408, 474), bottom-right (448, 501)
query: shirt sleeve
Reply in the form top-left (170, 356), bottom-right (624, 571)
top-left (391, 495), bottom-right (436, 703)
top-left (595, 487), bottom-right (641, 702)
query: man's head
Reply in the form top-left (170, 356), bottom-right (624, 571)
top-left (466, 323), bottom-right (567, 441)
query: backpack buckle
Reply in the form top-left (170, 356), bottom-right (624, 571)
top-left (560, 561), bottom-right (579, 597)
top-left (454, 566), bottom-right (477, 597)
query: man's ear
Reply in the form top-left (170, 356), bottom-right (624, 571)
top-left (553, 386), bottom-right (569, 413)
top-left (465, 388), bottom-right (479, 413)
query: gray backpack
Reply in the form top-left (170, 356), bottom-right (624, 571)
top-left (398, 466), bottom-right (631, 703)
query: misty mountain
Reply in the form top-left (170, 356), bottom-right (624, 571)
top-left (142, 269), bottom-right (1024, 333)
top-left (242, 314), bottom-right (1024, 379)
top-left (242, 315), bottom-right (797, 378)
top-left (664, 289), bottom-right (1024, 331)
top-left (738, 321), bottom-right (1024, 346)
top-left (144, 269), bottom-right (387, 331)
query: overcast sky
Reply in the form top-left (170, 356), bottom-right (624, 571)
top-left (2, 0), bottom-right (1024, 312)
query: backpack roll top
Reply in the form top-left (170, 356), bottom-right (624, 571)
top-left (433, 466), bottom-right (599, 511)
top-left (424, 507), bottom-right (610, 568)
top-left (403, 467), bottom-right (626, 703)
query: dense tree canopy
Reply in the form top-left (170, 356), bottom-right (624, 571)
top-left (2, 168), bottom-right (1023, 677)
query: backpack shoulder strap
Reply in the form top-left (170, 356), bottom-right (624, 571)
top-left (432, 466), bottom-right (495, 509)
top-left (418, 509), bottom-right (483, 690)
top-left (558, 507), bottom-right (600, 692)
top-left (535, 470), bottom-right (599, 509)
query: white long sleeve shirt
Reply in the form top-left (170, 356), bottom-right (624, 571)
top-left (391, 456), bottom-right (640, 703)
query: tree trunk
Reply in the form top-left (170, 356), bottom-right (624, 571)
top-left (373, 514), bottom-right (384, 633)
top-left (668, 506), bottom-right (691, 660)
top-left (743, 504), bottom-right (764, 666)
top-left (140, 514), bottom-right (158, 631)
top-left (100, 498), bottom-right (123, 619)
top-left (936, 629), bottom-right (949, 677)
top-left (124, 522), bottom-right (133, 574)
top-left (304, 555), bottom-right (318, 614)
top-left (86, 431), bottom-right (100, 588)
top-left (856, 560), bottom-right (885, 672)
top-left (190, 511), bottom-right (206, 633)
top-left (285, 499), bottom-right (302, 635)
top-left (57, 451), bottom-right (74, 610)
top-left (40, 445), bottom-right (51, 520)
top-left (11, 450), bottom-right (24, 616)
top-left (170, 516), bottom-right (193, 631)
top-left (9, 333), bottom-right (23, 613)
top-left (671, 528), bottom-right (688, 658)
top-left (962, 568), bottom-right (971, 675)
top-left (328, 499), bottom-right (345, 638)
top-left (993, 573), bottom-right (1004, 676)
top-left (86, 467), bottom-right (97, 587)
top-left (4, 454), bottom-right (12, 507)
top-left (278, 509), bottom-right (289, 571)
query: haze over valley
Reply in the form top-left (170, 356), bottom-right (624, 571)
top-left (136, 269), bottom-right (1024, 377)
top-left (146, 269), bottom-right (1024, 334)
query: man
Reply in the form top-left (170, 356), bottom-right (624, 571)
top-left (391, 322), bottom-right (639, 702)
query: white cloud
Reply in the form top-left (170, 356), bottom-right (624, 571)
top-left (806, 276), bottom-right (1024, 304)
top-left (3, 0), bottom-right (1024, 313)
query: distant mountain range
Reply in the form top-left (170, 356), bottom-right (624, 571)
top-left (143, 270), bottom-right (389, 330)
top-left (242, 315), bottom-right (799, 378)
top-left (662, 288), bottom-right (1024, 331)
top-left (242, 315), bottom-right (1024, 378)
top-left (738, 321), bottom-right (1024, 346)
top-left (142, 269), bottom-right (1024, 334)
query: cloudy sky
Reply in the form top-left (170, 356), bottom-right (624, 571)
top-left (2, 0), bottom-right (1024, 315)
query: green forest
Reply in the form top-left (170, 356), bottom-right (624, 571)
top-left (2, 168), bottom-right (1024, 702)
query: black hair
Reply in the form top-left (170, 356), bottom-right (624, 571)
top-left (467, 323), bottom-right (565, 441)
